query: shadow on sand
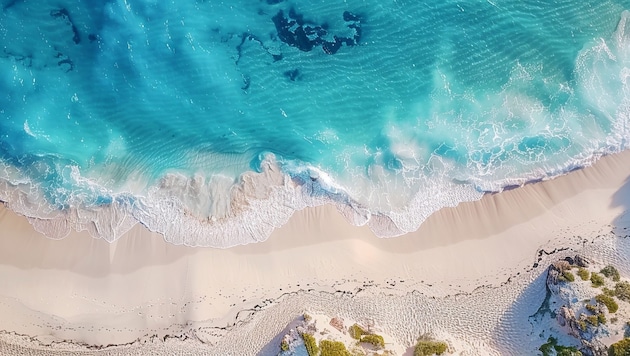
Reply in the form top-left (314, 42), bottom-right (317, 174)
top-left (492, 270), bottom-right (550, 354)
top-left (612, 175), bottom-right (630, 239)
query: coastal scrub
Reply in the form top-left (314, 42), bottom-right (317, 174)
top-left (319, 339), bottom-right (350, 356)
top-left (539, 337), bottom-right (582, 356)
top-left (609, 338), bottom-right (630, 355)
top-left (349, 323), bottom-right (365, 340)
top-left (577, 268), bottom-right (590, 281)
top-left (595, 294), bottom-right (619, 313)
top-left (591, 273), bottom-right (605, 288)
top-left (302, 333), bottom-right (319, 356)
top-left (414, 339), bottom-right (448, 356)
top-left (600, 265), bottom-right (621, 282)
top-left (361, 334), bottom-right (385, 349)
top-left (615, 281), bottom-right (630, 302)
top-left (561, 271), bottom-right (575, 282)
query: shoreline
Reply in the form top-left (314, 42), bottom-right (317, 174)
top-left (0, 150), bottom-right (630, 353)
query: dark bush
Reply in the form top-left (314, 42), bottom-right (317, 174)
top-left (349, 323), bottom-right (365, 340)
top-left (561, 271), bottom-right (575, 282)
top-left (609, 338), bottom-right (630, 355)
top-left (600, 265), bottom-right (621, 282)
top-left (615, 281), bottom-right (630, 302)
top-left (301, 333), bottom-right (319, 356)
top-left (577, 268), bottom-right (590, 281)
top-left (596, 294), bottom-right (619, 313)
top-left (361, 334), bottom-right (385, 349)
top-left (414, 340), bottom-right (448, 356)
top-left (319, 339), bottom-right (350, 356)
top-left (591, 273), bottom-right (605, 288)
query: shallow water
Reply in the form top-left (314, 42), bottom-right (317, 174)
top-left (1, 0), bottom-right (630, 246)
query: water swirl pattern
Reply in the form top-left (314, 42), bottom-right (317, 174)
top-left (1, 0), bottom-right (630, 246)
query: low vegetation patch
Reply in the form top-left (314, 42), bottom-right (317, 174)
top-left (349, 323), bottom-right (366, 340)
top-left (302, 333), bottom-right (319, 356)
top-left (591, 273), bottom-right (605, 288)
top-left (280, 339), bottom-right (289, 352)
top-left (586, 315), bottom-right (601, 327)
top-left (578, 319), bottom-right (587, 331)
top-left (585, 303), bottom-right (599, 314)
top-left (539, 337), bottom-right (582, 356)
top-left (561, 271), bottom-right (575, 282)
top-left (603, 287), bottom-right (616, 297)
top-left (615, 281), bottom-right (630, 302)
top-left (601, 265), bottom-right (621, 282)
top-left (360, 334), bottom-right (385, 349)
top-left (609, 338), bottom-right (630, 355)
top-left (319, 339), bottom-right (350, 356)
top-left (577, 268), bottom-right (590, 281)
top-left (414, 339), bottom-right (448, 356)
top-left (596, 294), bottom-right (619, 313)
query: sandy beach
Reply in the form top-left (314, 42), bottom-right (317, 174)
top-left (1, 150), bottom-right (630, 354)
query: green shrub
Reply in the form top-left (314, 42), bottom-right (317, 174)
top-left (609, 338), bottom-right (630, 355)
top-left (591, 273), bottom-right (605, 288)
top-left (281, 339), bottom-right (289, 352)
top-left (601, 265), bottom-right (621, 282)
top-left (538, 336), bottom-right (582, 356)
top-left (561, 271), bottom-right (575, 282)
top-left (361, 334), bottom-right (385, 349)
top-left (539, 338), bottom-right (554, 356)
top-left (320, 339), bottom-right (350, 356)
top-left (598, 313), bottom-right (607, 325)
top-left (555, 345), bottom-right (583, 356)
top-left (302, 333), bottom-right (319, 356)
top-left (577, 268), bottom-right (590, 281)
top-left (578, 319), bottom-right (587, 331)
top-left (349, 324), bottom-right (365, 340)
top-left (555, 348), bottom-right (582, 356)
top-left (616, 281), bottom-right (630, 302)
top-left (539, 337), bottom-right (581, 356)
top-left (596, 294), bottom-right (619, 313)
top-left (585, 304), bottom-right (599, 314)
top-left (414, 340), bottom-right (448, 356)
top-left (603, 287), bottom-right (616, 297)
top-left (586, 315), bottom-right (600, 327)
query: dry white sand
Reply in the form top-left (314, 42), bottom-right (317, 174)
top-left (1, 150), bottom-right (630, 354)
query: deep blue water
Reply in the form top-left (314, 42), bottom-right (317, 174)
top-left (1, 0), bottom-right (630, 246)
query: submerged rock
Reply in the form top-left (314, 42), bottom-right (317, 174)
top-left (271, 8), bottom-right (362, 54)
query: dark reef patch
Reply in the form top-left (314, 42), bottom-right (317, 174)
top-left (241, 75), bottom-right (251, 91)
top-left (283, 69), bottom-right (301, 81)
top-left (55, 52), bottom-right (74, 72)
top-left (50, 8), bottom-right (81, 45)
top-left (271, 8), bottom-right (362, 54)
top-left (88, 34), bottom-right (101, 43)
top-left (2, 0), bottom-right (23, 10)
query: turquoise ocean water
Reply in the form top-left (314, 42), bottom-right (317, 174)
top-left (1, 0), bottom-right (630, 246)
